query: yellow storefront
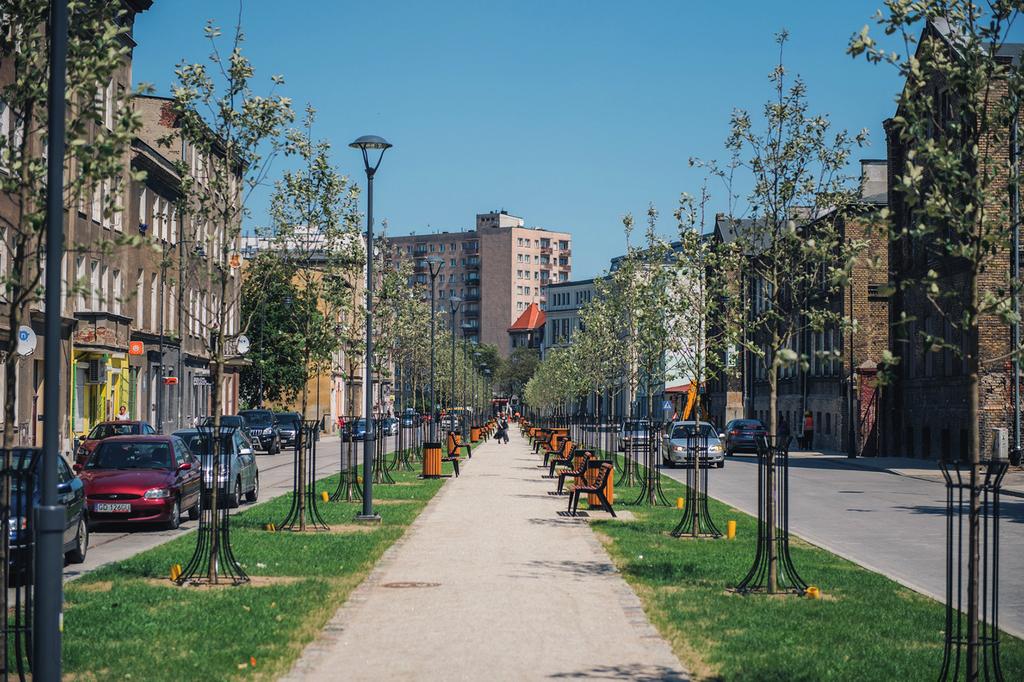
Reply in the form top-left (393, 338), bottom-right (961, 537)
top-left (69, 350), bottom-right (130, 437)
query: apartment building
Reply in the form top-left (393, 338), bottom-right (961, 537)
top-left (540, 278), bottom-right (597, 359)
top-left (387, 210), bottom-right (572, 356)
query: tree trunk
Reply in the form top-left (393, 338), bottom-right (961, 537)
top-left (966, 273), bottom-right (981, 679)
top-left (767, 348), bottom-right (779, 594)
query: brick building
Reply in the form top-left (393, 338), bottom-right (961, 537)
top-left (387, 210), bottom-right (572, 356)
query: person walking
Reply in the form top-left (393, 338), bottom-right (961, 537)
top-left (776, 414), bottom-right (791, 453)
top-left (116, 405), bottom-right (130, 421)
top-left (801, 411), bottom-right (814, 450)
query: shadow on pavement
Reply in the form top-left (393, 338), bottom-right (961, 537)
top-left (548, 663), bottom-right (690, 681)
top-left (894, 497), bottom-right (1024, 524)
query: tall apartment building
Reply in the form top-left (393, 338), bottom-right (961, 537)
top-left (387, 210), bottom-right (572, 356)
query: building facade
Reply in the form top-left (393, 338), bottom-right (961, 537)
top-left (540, 278), bottom-right (596, 359)
top-left (387, 210), bottom-right (572, 356)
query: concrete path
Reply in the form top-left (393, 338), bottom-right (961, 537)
top-left (285, 430), bottom-right (688, 681)
top-left (660, 453), bottom-right (1024, 639)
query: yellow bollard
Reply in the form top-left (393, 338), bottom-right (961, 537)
top-left (727, 520), bottom-right (736, 540)
top-left (805, 586), bottom-right (822, 599)
top-left (264, 522), bottom-right (277, 532)
top-left (169, 563), bottom-right (182, 581)
top-left (676, 497), bottom-right (685, 509)
top-left (321, 490), bottom-right (329, 503)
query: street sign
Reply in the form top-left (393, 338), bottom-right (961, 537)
top-left (128, 341), bottom-right (144, 356)
top-left (662, 400), bottom-right (673, 412)
top-left (163, 377), bottom-right (178, 385)
top-left (236, 334), bottom-right (250, 355)
top-left (193, 376), bottom-right (211, 387)
top-left (16, 326), bottom-right (36, 356)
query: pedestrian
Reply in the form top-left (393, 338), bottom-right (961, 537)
top-left (802, 411), bottom-right (814, 450)
top-left (500, 417), bottom-right (510, 444)
top-left (777, 414), bottom-right (791, 453)
top-left (116, 405), bottom-right (130, 421)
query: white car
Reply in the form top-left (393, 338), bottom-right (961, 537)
top-left (661, 421), bottom-right (726, 468)
top-left (617, 420), bottom-right (651, 452)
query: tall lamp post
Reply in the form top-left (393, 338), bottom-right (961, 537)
top-left (473, 351), bottom-right (482, 426)
top-left (448, 295), bottom-right (462, 434)
top-left (461, 330), bottom-right (473, 434)
top-left (484, 367), bottom-right (492, 420)
top-left (426, 256), bottom-right (443, 442)
top-left (349, 134), bottom-right (391, 522)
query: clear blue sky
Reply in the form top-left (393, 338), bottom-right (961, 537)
top-left (132, 1), bottom-right (1022, 279)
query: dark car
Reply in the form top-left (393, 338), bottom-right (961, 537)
top-left (237, 410), bottom-right (281, 454)
top-left (75, 420), bottom-right (156, 466)
top-left (274, 411), bottom-right (302, 447)
top-left (723, 419), bottom-right (767, 455)
top-left (400, 413), bottom-right (417, 428)
top-left (8, 449), bottom-right (88, 580)
top-left (343, 418), bottom-right (369, 441)
top-left (78, 435), bottom-right (202, 530)
top-left (174, 428), bottom-right (259, 508)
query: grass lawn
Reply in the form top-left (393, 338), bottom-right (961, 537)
top-left (63, 462), bottom-right (449, 681)
top-left (589, 458), bottom-right (1024, 681)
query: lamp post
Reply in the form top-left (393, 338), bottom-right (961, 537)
top-left (349, 134), bottom-right (391, 522)
top-left (473, 351), bottom-right (482, 426)
top-left (484, 367), bottom-right (492, 421)
top-left (448, 295), bottom-right (462, 434)
top-left (426, 255), bottom-right (443, 442)
top-left (461, 330), bottom-right (472, 434)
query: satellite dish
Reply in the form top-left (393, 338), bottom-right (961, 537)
top-left (236, 334), bottom-right (251, 355)
top-left (16, 326), bottom-right (36, 356)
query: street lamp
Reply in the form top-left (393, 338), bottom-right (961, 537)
top-left (448, 295), bottom-right (462, 436)
top-left (483, 367), bottom-right (492, 421)
top-left (473, 351), bottom-right (482, 426)
top-left (350, 134), bottom-right (391, 522)
top-left (461, 328), bottom-right (473, 435)
top-left (426, 255), bottom-right (444, 442)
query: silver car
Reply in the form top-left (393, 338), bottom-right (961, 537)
top-left (173, 428), bottom-right (259, 508)
top-left (617, 419), bottom-right (651, 452)
top-left (661, 421), bottom-right (726, 468)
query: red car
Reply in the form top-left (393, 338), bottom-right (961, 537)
top-left (76, 435), bottom-right (201, 530)
top-left (74, 420), bottom-right (156, 467)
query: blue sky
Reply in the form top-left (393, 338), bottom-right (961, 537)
top-left (132, 1), bottom-right (1021, 279)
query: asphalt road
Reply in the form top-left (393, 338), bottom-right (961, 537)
top-left (659, 453), bottom-right (1024, 639)
top-left (60, 433), bottom-right (405, 583)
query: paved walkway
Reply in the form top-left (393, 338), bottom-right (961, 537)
top-left (285, 430), bottom-right (688, 681)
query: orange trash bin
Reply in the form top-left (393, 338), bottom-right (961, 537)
top-left (422, 442), bottom-right (443, 478)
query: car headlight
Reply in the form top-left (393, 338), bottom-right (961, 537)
top-left (672, 445), bottom-right (684, 452)
top-left (8, 517), bottom-right (26, 532)
top-left (264, 428), bottom-right (273, 435)
top-left (709, 444), bottom-right (723, 453)
top-left (143, 487), bottom-right (172, 500)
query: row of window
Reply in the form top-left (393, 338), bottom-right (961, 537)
top-left (516, 237), bottom-right (570, 250)
top-left (402, 241), bottom-right (479, 255)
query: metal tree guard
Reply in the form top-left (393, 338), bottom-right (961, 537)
top-left (178, 427), bottom-right (248, 584)
top-left (371, 417), bottom-right (396, 484)
top-left (670, 432), bottom-right (722, 538)
top-left (735, 435), bottom-right (806, 594)
top-left (938, 456), bottom-right (1008, 681)
top-left (630, 418), bottom-right (670, 506)
top-left (276, 421), bottom-right (329, 532)
top-left (2, 449), bottom-right (39, 681)
top-left (329, 414), bottom-right (361, 502)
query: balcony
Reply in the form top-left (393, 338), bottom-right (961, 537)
top-left (466, 257), bottom-right (481, 269)
top-left (540, 246), bottom-right (552, 255)
top-left (464, 292), bottom-right (480, 302)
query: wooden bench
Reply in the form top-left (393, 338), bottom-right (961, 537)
top-left (568, 462), bottom-right (615, 517)
top-left (556, 451), bottom-right (595, 494)
top-left (443, 431), bottom-right (463, 477)
top-left (546, 438), bottom-right (576, 477)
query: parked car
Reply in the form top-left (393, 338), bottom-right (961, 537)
top-left (74, 420), bottom-right (156, 466)
top-left (77, 435), bottom-right (201, 530)
top-left (381, 417), bottom-right (399, 436)
top-left (439, 415), bottom-right (459, 431)
top-left (237, 409), bottom-right (281, 454)
top-left (274, 412), bottom-right (302, 447)
top-left (174, 428), bottom-right (259, 508)
top-left (662, 421), bottom-right (726, 468)
top-left (400, 413), bottom-right (418, 428)
top-left (617, 419), bottom-right (652, 452)
top-left (343, 418), bottom-right (369, 441)
top-left (198, 415), bottom-right (248, 435)
top-left (8, 449), bottom-right (88, 580)
top-left (723, 419), bottom-right (768, 455)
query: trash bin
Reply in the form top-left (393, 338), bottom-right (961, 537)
top-left (422, 442), bottom-right (442, 478)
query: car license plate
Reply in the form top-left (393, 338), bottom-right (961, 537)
top-left (95, 502), bottom-right (131, 513)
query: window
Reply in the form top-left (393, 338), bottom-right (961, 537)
top-left (112, 179), bottom-right (123, 232)
top-left (91, 184), bottom-right (101, 223)
top-left (135, 269), bottom-right (144, 325)
top-left (169, 205), bottom-right (177, 243)
top-left (0, 98), bottom-right (9, 170)
top-left (150, 273), bottom-right (158, 330)
top-left (112, 269), bottom-right (122, 315)
top-left (439, 244), bottom-right (445, 253)
top-left (450, 259), bottom-right (455, 267)
top-left (89, 260), bottom-right (99, 308)
top-left (138, 187), bottom-right (147, 232)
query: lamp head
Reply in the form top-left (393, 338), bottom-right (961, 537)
top-left (349, 135), bottom-right (392, 174)
top-left (426, 255), bottom-right (444, 278)
top-left (448, 294), bottom-right (462, 312)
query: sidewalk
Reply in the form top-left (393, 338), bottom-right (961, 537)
top-left (789, 449), bottom-right (1024, 498)
top-left (284, 430), bottom-right (688, 681)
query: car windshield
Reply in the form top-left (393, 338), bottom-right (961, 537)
top-left (240, 412), bottom-right (273, 427)
top-left (175, 432), bottom-right (233, 456)
top-left (200, 416), bottom-right (245, 428)
top-left (87, 423), bottom-right (139, 439)
top-left (276, 415), bottom-right (300, 428)
top-left (355, 419), bottom-right (368, 428)
top-left (671, 424), bottom-right (716, 439)
top-left (7, 452), bottom-right (39, 491)
top-left (88, 442), bottom-right (172, 470)
top-left (733, 421), bottom-right (764, 430)
top-left (624, 421), bottom-right (650, 432)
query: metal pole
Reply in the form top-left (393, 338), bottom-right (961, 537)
top-left (461, 337), bottom-right (467, 434)
top-left (429, 274), bottom-right (437, 442)
top-left (36, 0), bottom-right (68, 677)
top-left (156, 242), bottom-right (166, 432)
top-left (358, 167), bottom-right (378, 520)
top-left (450, 306), bottom-right (456, 432)
top-left (1011, 105), bottom-right (1020, 458)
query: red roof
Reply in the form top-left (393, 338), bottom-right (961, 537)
top-left (508, 303), bottom-right (546, 332)
top-left (665, 383), bottom-right (694, 394)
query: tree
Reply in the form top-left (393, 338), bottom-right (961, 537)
top-left (850, 3), bottom-right (1024, 674)
top-left (166, 18), bottom-right (293, 582)
top-left (702, 30), bottom-right (864, 592)
top-left (497, 346), bottom-right (540, 398)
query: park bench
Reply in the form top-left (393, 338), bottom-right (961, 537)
top-left (568, 462), bottom-right (615, 517)
top-left (546, 438), bottom-right (577, 477)
top-left (541, 434), bottom-right (570, 467)
top-left (443, 431), bottom-right (463, 477)
top-left (556, 450), bottom-right (595, 494)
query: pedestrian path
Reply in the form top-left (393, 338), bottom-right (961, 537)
top-left (284, 429), bottom-right (688, 681)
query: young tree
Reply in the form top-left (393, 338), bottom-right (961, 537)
top-left (850, 3), bottom-right (1024, 674)
top-left (167, 18), bottom-right (293, 582)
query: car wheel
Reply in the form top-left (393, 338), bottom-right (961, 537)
top-left (165, 498), bottom-right (181, 530)
top-left (230, 478), bottom-right (242, 509)
top-left (187, 500), bottom-right (200, 521)
top-left (717, 461), bottom-right (725, 469)
top-left (245, 474), bottom-right (259, 503)
top-left (65, 515), bottom-right (88, 564)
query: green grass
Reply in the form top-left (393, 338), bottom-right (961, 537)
top-left (590, 458), bottom-right (1024, 681)
top-left (63, 461), bottom-right (448, 681)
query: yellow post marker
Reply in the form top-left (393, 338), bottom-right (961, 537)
top-left (264, 522), bottom-right (277, 532)
top-left (727, 520), bottom-right (736, 540)
top-left (676, 497), bottom-right (685, 509)
top-left (806, 586), bottom-right (822, 599)
top-left (169, 563), bottom-right (182, 581)
top-left (321, 490), bottom-right (329, 503)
